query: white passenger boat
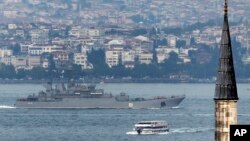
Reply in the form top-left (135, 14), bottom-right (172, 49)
top-left (126, 120), bottom-right (169, 135)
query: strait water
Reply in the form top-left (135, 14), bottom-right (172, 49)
top-left (0, 83), bottom-right (250, 141)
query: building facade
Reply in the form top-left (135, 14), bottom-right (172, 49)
top-left (73, 53), bottom-right (93, 69)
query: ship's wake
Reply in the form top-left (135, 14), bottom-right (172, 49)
top-left (0, 105), bottom-right (16, 109)
top-left (170, 127), bottom-right (213, 134)
top-left (126, 127), bottom-right (212, 135)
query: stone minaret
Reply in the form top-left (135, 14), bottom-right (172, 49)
top-left (214, 0), bottom-right (239, 141)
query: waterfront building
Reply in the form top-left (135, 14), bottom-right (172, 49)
top-left (27, 55), bottom-right (41, 69)
top-left (0, 49), bottom-right (13, 58)
top-left (0, 55), bottom-right (41, 69)
top-left (74, 53), bottom-right (93, 70)
top-left (0, 56), bottom-right (26, 69)
top-left (214, 1), bottom-right (238, 141)
top-left (105, 49), bottom-right (119, 68)
top-left (156, 46), bottom-right (179, 63)
top-left (122, 50), bottom-right (135, 65)
top-left (139, 51), bottom-right (153, 64)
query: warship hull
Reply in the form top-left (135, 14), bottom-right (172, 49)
top-left (15, 96), bottom-right (185, 109)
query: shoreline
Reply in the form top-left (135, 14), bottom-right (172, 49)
top-left (0, 78), bottom-right (249, 84)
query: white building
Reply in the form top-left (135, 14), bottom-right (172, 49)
top-left (179, 53), bottom-right (191, 63)
top-left (11, 56), bottom-right (27, 69)
top-left (107, 39), bottom-right (125, 46)
top-left (16, 29), bottom-right (25, 37)
top-left (28, 45), bottom-right (64, 55)
top-left (0, 56), bottom-right (26, 69)
top-left (64, 37), bottom-right (93, 46)
top-left (51, 38), bottom-right (65, 45)
top-left (83, 28), bottom-right (101, 37)
top-left (105, 50), bottom-right (119, 68)
top-left (0, 29), bottom-right (9, 35)
top-left (3, 10), bottom-right (17, 18)
top-left (74, 53), bottom-right (93, 69)
top-left (157, 52), bottom-right (169, 63)
top-left (42, 59), bottom-right (49, 68)
top-left (167, 35), bottom-right (177, 48)
top-left (27, 56), bottom-right (41, 68)
top-left (105, 46), bottom-right (124, 68)
top-left (132, 46), bottom-right (143, 56)
top-left (8, 24), bottom-right (17, 29)
top-left (30, 29), bottom-right (49, 45)
top-left (0, 55), bottom-right (41, 69)
top-left (122, 50), bottom-right (135, 64)
top-left (156, 46), bottom-right (179, 63)
top-left (0, 57), bottom-right (12, 65)
top-left (0, 49), bottom-right (13, 58)
top-left (69, 27), bottom-right (101, 38)
top-left (20, 44), bottom-right (32, 53)
top-left (139, 52), bottom-right (153, 64)
top-left (69, 26), bottom-right (81, 37)
top-left (81, 46), bottom-right (91, 54)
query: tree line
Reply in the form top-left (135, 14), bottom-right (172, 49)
top-left (1, 43), bottom-right (250, 81)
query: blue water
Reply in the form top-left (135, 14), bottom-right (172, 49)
top-left (0, 83), bottom-right (250, 141)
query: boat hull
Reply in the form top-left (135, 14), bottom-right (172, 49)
top-left (15, 96), bottom-right (185, 109)
top-left (126, 130), bottom-right (169, 135)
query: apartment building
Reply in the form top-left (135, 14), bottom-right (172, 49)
top-left (156, 46), bottom-right (179, 63)
top-left (0, 55), bottom-right (41, 69)
top-left (74, 53), bottom-right (93, 69)
top-left (28, 45), bottom-right (64, 55)
top-left (27, 55), bottom-right (41, 66)
top-left (105, 49), bottom-right (119, 68)
top-left (30, 29), bottom-right (49, 45)
top-left (0, 49), bottom-right (13, 58)
top-left (69, 27), bottom-right (101, 38)
top-left (139, 51), bottom-right (153, 64)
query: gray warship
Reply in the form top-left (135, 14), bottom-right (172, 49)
top-left (15, 81), bottom-right (185, 109)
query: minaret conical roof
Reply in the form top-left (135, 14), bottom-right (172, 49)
top-left (214, 0), bottom-right (238, 100)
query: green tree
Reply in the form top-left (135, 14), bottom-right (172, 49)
top-left (16, 69), bottom-right (27, 79)
top-left (65, 26), bottom-right (71, 38)
top-left (72, 64), bottom-right (84, 79)
top-left (28, 67), bottom-right (47, 79)
top-left (49, 30), bottom-right (63, 38)
top-left (87, 49), bottom-right (110, 76)
top-left (111, 64), bottom-right (127, 78)
top-left (130, 15), bottom-right (144, 23)
top-left (41, 53), bottom-right (57, 79)
top-left (0, 64), bottom-right (16, 78)
top-left (188, 46), bottom-right (218, 78)
top-left (9, 43), bottom-right (21, 55)
top-left (190, 37), bottom-right (196, 45)
top-left (176, 40), bottom-right (186, 48)
top-left (131, 63), bottom-right (160, 78)
top-left (160, 52), bottom-right (181, 75)
top-left (131, 28), bottom-right (147, 36)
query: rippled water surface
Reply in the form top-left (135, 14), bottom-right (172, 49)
top-left (0, 83), bottom-right (250, 141)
